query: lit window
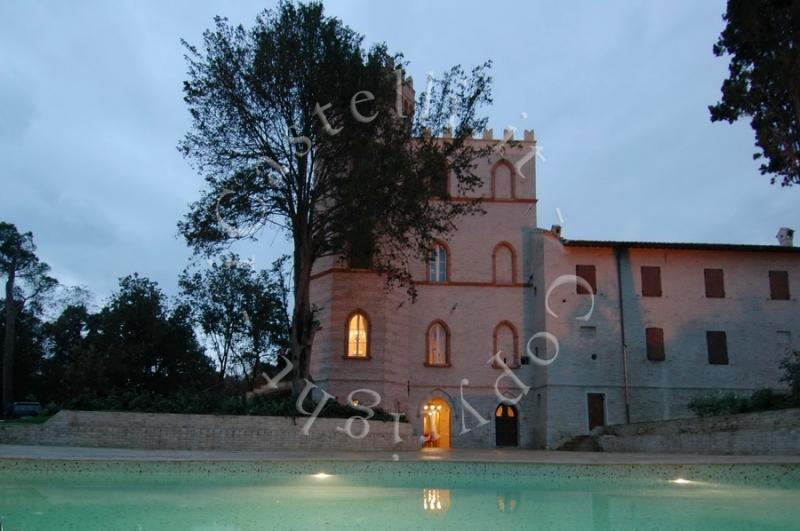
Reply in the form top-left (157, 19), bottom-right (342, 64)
top-left (427, 322), bottom-right (448, 366)
top-left (429, 244), bottom-right (448, 282)
top-left (347, 312), bottom-right (368, 358)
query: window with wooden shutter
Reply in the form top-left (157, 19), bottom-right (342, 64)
top-left (706, 331), bottom-right (728, 365)
top-left (641, 266), bottom-right (662, 297)
top-left (575, 265), bottom-right (596, 295)
top-left (645, 327), bottom-right (665, 361)
top-left (704, 268), bottom-right (725, 298)
top-left (769, 270), bottom-right (790, 300)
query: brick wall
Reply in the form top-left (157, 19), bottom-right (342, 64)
top-left (597, 408), bottom-right (800, 455)
top-left (0, 410), bottom-right (416, 451)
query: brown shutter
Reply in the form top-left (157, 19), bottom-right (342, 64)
top-left (706, 331), bottom-right (729, 365)
top-left (645, 327), bottom-right (665, 361)
top-left (641, 266), bottom-right (662, 297)
top-left (769, 271), bottom-right (790, 300)
top-left (704, 268), bottom-right (725, 298)
top-left (575, 265), bottom-right (596, 295)
top-left (645, 328), bottom-right (666, 361)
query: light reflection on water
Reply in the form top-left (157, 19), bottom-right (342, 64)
top-left (422, 488), bottom-right (450, 513)
top-left (0, 471), bottom-right (798, 530)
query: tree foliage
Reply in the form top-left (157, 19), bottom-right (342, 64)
top-left (178, 1), bottom-right (493, 394)
top-left (709, 0), bottom-right (800, 186)
top-left (35, 275), bottom-right (217, 406)
top-left (179, 254), bottom-right (290, 384)
top-left (0, 303), bottom-right (45, 402)
top-left (0, 222), bottom-right (57, 415)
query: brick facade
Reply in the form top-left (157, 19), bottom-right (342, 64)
top-left (308, 130), bottom-right (800, 450)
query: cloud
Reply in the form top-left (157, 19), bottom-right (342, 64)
top-left (1, 0), bottom-right (797, 303)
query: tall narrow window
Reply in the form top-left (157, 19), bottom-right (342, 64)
top-left (424, 153), bottom-right (449, 198)
top-left (426, 322), bottom-right (449, 366)
top-left (641, 266), bottom-right (662, 297)
top-left (491, 159), bottom-right (514, 199)
top-left (429, 243), bottom-right (448, 282)
top-left (493, 322), bottom-right (519, 367)
top-left (346, 312), bottom-right (369, 358)
top-left (706, 331), bottom-right (728, 365)
top-left (431, 161), bottom-right (449, 198)
top-left (769, 270), bottom-right (790, 300)
top-left (575, 265), bottom-right (596, 295)
top-left (645, 327), bottom-right (665, 361)
top-left (348, 231), bottom-right (374, 269)
top-left (704, 268), bottom-right (725, 298)
top-left (493, 243), bottom-right (515, 284)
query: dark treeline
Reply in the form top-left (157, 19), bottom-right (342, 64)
top-left (1, 221), bottom-right (298, 417)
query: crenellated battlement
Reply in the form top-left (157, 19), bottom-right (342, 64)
top-left (484, 128), bottom-right (535, 142)
top-left (431, 128), bottom-right (536, 143)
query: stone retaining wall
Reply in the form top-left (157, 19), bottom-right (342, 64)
top-left (0, 410), bottom-right (416, 451)
top-left (598, 408), bottom-right (800, 455)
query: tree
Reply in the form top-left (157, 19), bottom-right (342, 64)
top-left (178, 1), bottom-right (492, 398)
top-left (39, 303), bottom-right (106, 404)
top-left (94, 274), bottom-right (215, 395)
top-left (179, 254), bottom-right (289, 385)
top-left (0, 222), bottom-right (57, 416)
top-left (781, 350), bottom-right (800, 404)
top-left (0, 302), bottom-right (46, 403)
top-left (709, 0), bottom-right (800, 186)
top-left (38, 278), bottom-right (216, 407)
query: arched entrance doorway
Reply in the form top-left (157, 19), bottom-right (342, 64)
top-left (422, 397), bottom-right (451, 448)
top-left (495, 404), bottom-right (518, 447)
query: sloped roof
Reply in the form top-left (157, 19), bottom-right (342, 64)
top-left (561, 239), bottom-right (800, 254)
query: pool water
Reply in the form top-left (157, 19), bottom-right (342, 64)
top-left (1, 460), bottom-right (798, 530)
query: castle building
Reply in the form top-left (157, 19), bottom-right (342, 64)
top-left (309, 131), bottom-right (800, 449)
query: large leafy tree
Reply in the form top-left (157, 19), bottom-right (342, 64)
top-left (39, 304), bottom-right (106, 404)
top-left (179, 2), bottom-right (492, 397)
top-left (0, 222), bottom-right (57, 416)
top-left (39, 279), bottom-right (217, 406)
top-left (0, 303), bottom-right (46, 403)
top-left (94, 274), bottom-right (215, 395)
top-left (179, 254), bottom-right (289, 385)
top-left (709, 0), bottom-right (800, 186)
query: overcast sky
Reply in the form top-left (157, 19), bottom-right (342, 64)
top-left (2, 0), bottom-right (797, 302)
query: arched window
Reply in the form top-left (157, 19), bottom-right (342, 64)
top-left (493, 322), bottom-right (519, 367)
top-left (492, 242), bottom-right (516, 284)
top-left (491, 159), bottom-right (515, 199)
top-left (426, 321), bottom-right (450, 366)
top-left (429, 243), bottom-right (448, 282)
top-left (346, 311), bottom-right (369, 358)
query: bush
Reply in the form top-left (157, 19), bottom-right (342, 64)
top-left (688, 392), bottom-right (749, 417)
top-left (780, 350), bottom-right (800, 404)
top-left (748, 388), bottom-right (789, 411)
top-left (56, 389), bottom-right (405, 421)
top-left (688, 388), bottom-right (792, 418)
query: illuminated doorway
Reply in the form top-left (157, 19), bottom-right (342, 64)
top-left (495, 404), bottom-right (518, 447)
top-left (422, 398), bottom-right (451, 448)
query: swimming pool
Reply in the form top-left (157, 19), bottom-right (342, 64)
top-left (1, 460), bottom-right (798, 530)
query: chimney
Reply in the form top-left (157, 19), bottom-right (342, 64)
top-left (777, 227), bottom-right (794, 247)
top-left (551, 224), bottom-right (562, 238)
